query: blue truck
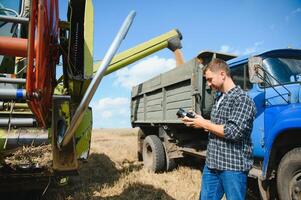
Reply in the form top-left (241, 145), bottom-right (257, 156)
top-left (131, 49), bottom-right (301, 199)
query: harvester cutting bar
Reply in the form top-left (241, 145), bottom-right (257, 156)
top-left (60, 11), bottom-right (136, 148)
top-left (0, 129), bottom-right (48, 149)
top-left (0, 89), bottom-right (26, 100)
top-left (0, 118), bottom-right (36, 127)
top-left (0, 15), bottom-right (29, 24)
top-left (0, 36), bottom-right (27, 57)
top-left (0, 77), bottom-right (26, 84)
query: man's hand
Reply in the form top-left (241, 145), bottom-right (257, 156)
top-left (187, 110), bottom-right (202, 119)
top-left (181, 115), bottom-right (207, 129)
top-left (182, 115), bottom-right (225, 137)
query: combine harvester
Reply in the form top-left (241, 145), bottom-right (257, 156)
top-left (0, 0), bottom-right (183, 190)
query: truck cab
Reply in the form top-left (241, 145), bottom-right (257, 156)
top-left (234, 49), bottom-right (301, 200)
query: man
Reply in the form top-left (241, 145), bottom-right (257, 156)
top-left (182, 58), bottom-right (256, 200)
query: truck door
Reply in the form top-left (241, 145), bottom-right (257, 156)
top-left (248, 55), bottom-right (301, 174)
top-left (231, 63), bottom-right (265, 158)
top-left (259, 57), bottom-right (301, 156)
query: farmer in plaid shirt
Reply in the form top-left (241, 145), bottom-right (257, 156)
top-left (182, 58), bottom-right (256, 200)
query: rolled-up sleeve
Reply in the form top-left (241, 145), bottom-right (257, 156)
top-left (224, 95), bottom-right (255, 141)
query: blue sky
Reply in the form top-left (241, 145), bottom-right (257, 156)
top-left (58, 0), bottom-right (301, 128)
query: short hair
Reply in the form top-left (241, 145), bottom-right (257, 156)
top-left (203, 58), bottom-right (231, 77)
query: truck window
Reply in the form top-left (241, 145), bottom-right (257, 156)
top-left (0, 0), bottom-right (22, 36)
top-left (0, 1), bottom-right (21, 16)
top-left (0, 1), bottom-right (21, 36)
top-left (261, 57), bottom-right (301, 87)
top-left (231, 64), bottom-right (252, 90)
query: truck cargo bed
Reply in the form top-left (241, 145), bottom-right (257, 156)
top-left (131, 58), bottom-right (213, 125)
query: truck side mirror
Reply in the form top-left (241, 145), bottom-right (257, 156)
top-left (248, 56), bottom-right (264, 84)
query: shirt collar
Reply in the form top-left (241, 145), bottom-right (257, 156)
top-left (224, 85), bottom-right (240, 96)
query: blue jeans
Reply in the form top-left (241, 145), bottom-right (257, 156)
top-left (200, 165), bottom-right (247, 200)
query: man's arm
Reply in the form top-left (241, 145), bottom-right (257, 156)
top-left (182, 94), bottom-right (256, 140)
top-left (223, 95), bottom-right (256, 141)
top-left (182, 116), bottom-right (225, 138)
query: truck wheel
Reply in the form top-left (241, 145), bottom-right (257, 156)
top-left (277, 147), bottom-right (301, 200)
top-left (142, 135), bottom-right (166, 172)
top-left (137, 128), bottom-right (144, 161)
top-left (163, 145), bottom-right (177, 171)
top-left (166, 157), bottom-right (177, 171)
top-left (137, 151), bottom-right (143, 161)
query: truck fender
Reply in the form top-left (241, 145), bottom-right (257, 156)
top-left (262, 114), bottom-right (301, 179)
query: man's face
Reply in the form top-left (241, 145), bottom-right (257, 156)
top-left (204, 69), bottom-right (225, 91)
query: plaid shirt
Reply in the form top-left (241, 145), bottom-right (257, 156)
top-left (206, 86), bottom-right (256, 171)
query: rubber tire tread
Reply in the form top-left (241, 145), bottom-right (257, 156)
top-left (277, 147), bottom-right (301, 200)
top-left (143, 135), bottom-right (166, 173)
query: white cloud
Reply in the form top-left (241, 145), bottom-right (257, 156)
top-left (219, 45), bottom-right (240, 55)
top-left (93, 97), bottom-right (130, 119)
top-left (292, 8), bottom-right (301, 15)
top-left (232, 50), bottom-right (241, 56)
top-left (96, 98), bottom-right (128, 109)
top-left (242, 41), bottom-right (264, 55)
top-left (220, 45), bottom-right (231, 53)
top-left (219, 41), bottom-right (264, 56)
top-left (254, 41), bottom-right (264, 46)
top-left (114, 55), bottom-right (176, 89)
top-left (243, 47), bottom-right (256, 55)
top-left (94, 97), bottom-right (129, 110)
top-left (101, 110), bottom-right (113, 118)
top-left (91, 97), bottom-right (131, 128)
top-left (286, 7), bottom-right (301, 21)
top-left (118, 108), bottom-right (128, 115)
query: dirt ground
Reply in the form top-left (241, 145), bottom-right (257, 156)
top-left (1, 128), bottom-right (260, 199)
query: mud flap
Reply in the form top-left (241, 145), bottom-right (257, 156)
top-left (51, 95), bottom-right (78, 174)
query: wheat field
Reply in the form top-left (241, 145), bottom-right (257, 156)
top-left (55, 128), bottom-right (202, 200)
top-left (40, 128), bottom-right (259, 200)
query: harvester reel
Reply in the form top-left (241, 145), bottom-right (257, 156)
top-left (26, 0), bottom-right (59, 127)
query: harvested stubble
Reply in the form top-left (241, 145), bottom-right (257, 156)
top-left (50, 128), bottom-right (202, 200)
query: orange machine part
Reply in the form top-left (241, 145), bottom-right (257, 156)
top-left (26, 0), bottom-right (59, 127)
top-left (0, 37), bottom-right (28, 57)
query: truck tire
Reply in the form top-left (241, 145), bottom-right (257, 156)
top-left (166, 157), bottom-right (177, 171)
top-left (137, 128), bottom-right (144, 161)
top-left (277, 147), bottom-right (301, 200)
top-left (142, 135), bottom-right (166, 173)
top-left (163, 144), bottom-right (177, 171)
top-left (137, 151), bottom-right (143, 161)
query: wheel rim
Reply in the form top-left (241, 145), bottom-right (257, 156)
top-left (290, 170), bottom-right (301, 200)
